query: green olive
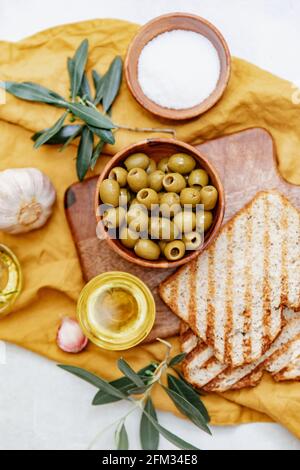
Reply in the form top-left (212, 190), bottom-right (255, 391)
top-left (99, 179), bottom-right (120, 207)
top-left (127, 205), bottom-right (148, 232)
top-left (136, 188), bottom-right (159, 210)
top-left (157, 192), bottom-right (165, 203)
top-left (183, 231), bottom-right (203, 251)
top-left (108, 166), bottom-right (128, 187)
top-left (119, 226), bottom-right (139, 249)
top-left (164, 240), bottom-right (186, 261)
top-left (196, 210), bottom-right (213, 232)
top-left (163, 173), bottom-right (186, 193)
top-left (159, 192), bottom-right (181, 218)
top-left (148, 170), bottom-right (165, 192)
top-left (102, 207), bottom-right (126, 229)
top-left (188, 169), bottom-right (209, 188)
top-left (124, 153), bottom-right (150, 170)
top-left (168, 153), bottom-right (196, 174)
top-left (174, 211), bottom-right (196, 234)
top-left (127, 168), bottom-right (148, 192)
top-left (146, 159), bottom-right (157, 174)
top-left (200, 186), bottom-right (218, 210)
top-left (160, 219), bottom-right (179, 241)
top-left (149, 217), bottom-right (179, 241)
top-left (159, 192), bottom-right (180, 206)
top-left (119, 188), bottom-right (131, 206)
top-left (134, 239), bottom-right (160, 261)
top-left (180, 187), bottom-right (202, 207)
top-left (158, 240), bottom-right (167, 254)
top-left (157, 157), bottom-right (169, 173)
top-left (130, 198), bottom-right (139, 206)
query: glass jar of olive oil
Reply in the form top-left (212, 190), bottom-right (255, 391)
top-left (77, 272), bottom-right (156, 350)
top-left (0, 244), bottom-right (22, 318)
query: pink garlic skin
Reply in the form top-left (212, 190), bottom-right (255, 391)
top-left (57, 318), bottom-right (88, 353)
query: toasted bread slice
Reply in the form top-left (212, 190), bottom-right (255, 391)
top-left (272, 361), bottom-right (300, 382)
top-left (181, 310), bottom-right (300, 392)
top-left (180, 323), bottom-right (227, 388)
top-left (160, 190), bottom-right (300, 367)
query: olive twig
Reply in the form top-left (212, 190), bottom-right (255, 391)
top-left (85, 99), bottom-right (177, 138)
top-left (114, 123), bottom-right (177, 138)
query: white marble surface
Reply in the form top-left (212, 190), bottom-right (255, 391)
top-left (1, 0), bottom-right (300, 450)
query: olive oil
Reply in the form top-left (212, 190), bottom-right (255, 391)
top-left (88, 287), bottom-right (139, 334)
top-left (0, 244), bottom-right (22, 317)
top-left (77, 272), bottom-right (155, 350)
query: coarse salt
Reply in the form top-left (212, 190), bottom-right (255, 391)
top-left (138, 29), bottom-right (221, 110)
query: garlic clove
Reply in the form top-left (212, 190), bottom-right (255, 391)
top-left (57, 317), bottom-right (88, 353)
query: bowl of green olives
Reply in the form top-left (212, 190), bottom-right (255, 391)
top-left (95, 138), bottom-right (224, 268)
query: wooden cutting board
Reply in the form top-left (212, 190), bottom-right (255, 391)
top-left (64, 128), bottom-right (300, 342)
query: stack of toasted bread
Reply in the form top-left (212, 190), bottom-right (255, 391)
top-left (159, 190), bottom-right (300, 392)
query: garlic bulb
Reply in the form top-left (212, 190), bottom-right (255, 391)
top-left (0, 168), bottom-right (56, 234)
top-left (57, 317), bottom-right (88, 353)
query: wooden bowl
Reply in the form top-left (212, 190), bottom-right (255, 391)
top-left (125, 13), bottom-right (231, 120)
top-left (95, 138), bottom-right (225, 269)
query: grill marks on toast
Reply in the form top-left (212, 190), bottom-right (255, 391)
top-left (286, 205), bottom-right (300, 310)
top-left (188, 260), bottom-right (197, 333)
top-left (224, 227), bottom-right (234, 364)
top-left (194, 252), bottom-right (209, 339)
top-left (262, 196), bottom-right (271, 350)
top-left (211, 234), bottom-right (228, 362)
top-left (159, 191), bottom-right (299, 368)
top-left (231, 212), bottom-right (248, 366)
top-left (206, 249), bottom-right (216, 347)
top-left (181, 310), bottom-right (300, 392)
top-left (243, 207), bottom-right (254, 363)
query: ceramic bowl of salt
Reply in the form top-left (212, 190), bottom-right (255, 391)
top-left (125, 13), bottom-right (231, 120)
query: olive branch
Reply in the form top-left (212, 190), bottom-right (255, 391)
top-left (59, 339), bottom-right (211, 450)
top-left (1, 40), bottom-right (175, 181)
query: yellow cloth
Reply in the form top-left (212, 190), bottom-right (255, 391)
top-left (0, 18), bottom-right (299, 439)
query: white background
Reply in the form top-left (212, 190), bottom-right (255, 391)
top-left (1, 0), bottom-right (300, 450)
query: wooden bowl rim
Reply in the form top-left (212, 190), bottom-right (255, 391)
top-left (125, 12), bottom-right (231, 120)
top-left (95, 138), bottom-right (225, 269)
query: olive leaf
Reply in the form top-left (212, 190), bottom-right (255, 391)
top-left (87, 126), bottom-right (115, 144)
top-left (140, 398), bottom-right (159, 450)
top-left (67, 102), bottom-right (114, 129)
top-left (115, 421), bottom-right (129, 450)
top-left (102, 56), bottom-right (123, 112)
top-left (168, 353), bottom-right (186, 367)
top-left (117, 358), bottom-right (145, 388)
top-left (33, 112), bottom-right (68, 149)
top-left (141, 408), bottom-right (200, 451)
top-left (90, 140), bottom-right (104, 171)
top-left (92, 376), bottom-right (135, 406)
top-left (167, 374), bottom-right (210, 423)
top-left (92, 364), bottom-right (156, 405)
top-left (59, 124), bottom-right (84, 152)
top-left (67, 58), bottom-right (75, 89)
top-left (92, 69), bottom-right (102, 91)
top-left (2, 81), bottom-right (66, 107)
top-left (32, 124), bottom-right (82, 145)
top-left (80, 72), bottom-right (92, 101)
top-left (70, 39), bottom-right (89, 101)
top-left (76, 127), bottom-right (94, 181)
top-left (58, 365), bottom-right (128, 401)
top-left (93, 71), bottom-right (106, 106)
top-left (162, 384), bottom-right (211, 435)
